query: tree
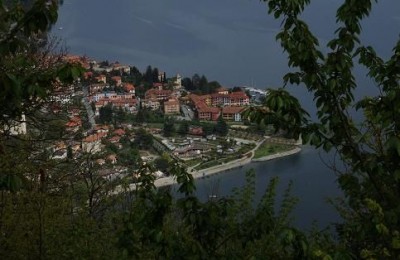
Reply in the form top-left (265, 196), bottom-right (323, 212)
top-left (127, 66), bottom-right (143, 85)
top-left (134, 128), bottom-right (153, 149)
top-left (182, 77), bottom-right (193, 90)
top-left (232, 86), bottom-right (242, 92)
top-left (207, 80), bottom-right (222, 94)
top-left (178, 121), bottom-right (189, 135)
top-left (0, 0), bottom-right (83, 193)
top-left (192, 73), bottom-right (201, 90)
top-left (245, 1), bottom-right (400, 257)
top-left (114, 107), bottom-right (126, 125)
top-left (199, 75), bottom-right (209, 93)
top-left (153, 153), bottom-right (172, 174)
top-left (5, 1), bottom-right (400, 259)
top-left (202, 123), bottom-right (215, 136)
top-left (136, 106), bottom-right (145, 124)
top-left (215, 116), bottom-right (228, 136)
top-left (163, 117), bottom-right (175, 137)
top-left (98, 104), bottom-right (113, 124)
top-left (0, 2), bottom-right (121, 258)
top-left (0, 2), bottom-right (82, 132)
top-left (118, 146), bottom-right (141, 170)
top-left (144, 65), bottom-right (153, 84)
top-left (152, 67), bottom-right (160, 83)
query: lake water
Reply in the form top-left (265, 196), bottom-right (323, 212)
top-left (53, 0), bottom-right (400, 229)
top-left (171, 146), bottom-right (342, 229)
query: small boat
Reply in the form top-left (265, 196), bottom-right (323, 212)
top-left (58, 27), bottom-right (63, 30)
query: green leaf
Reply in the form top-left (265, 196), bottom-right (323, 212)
top-left (376, 223), bottom-right (389, 235)
top-left (385, 136), bottom-right (400, 156)
top-left (0, 174), bottom-right (23, 192)
top-left (392, 237), bottom-right (400, 249)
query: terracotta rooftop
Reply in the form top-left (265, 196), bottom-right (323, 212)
top-left (198, 106), bottom-right (220, 113)
top-left (222, 106), bottom-right (246, 114)
top-left (123, 83), bottom-right (135, 91)
top-left (108, 135), bottom-right (121, 143)
top-left (113, 129), bottom-right (126, 136)
top-left (164, 98), bottom-right (179, 106)
top-left (83, 132), bottom-right (107, 143)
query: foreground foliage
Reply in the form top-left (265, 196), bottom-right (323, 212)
top-left (246, 0), bottom-right (400, 258)
top-left (2, 0), bottom-right (400, 259)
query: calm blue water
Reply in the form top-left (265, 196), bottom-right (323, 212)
top-left (53, 0), bottom-right (400, 229)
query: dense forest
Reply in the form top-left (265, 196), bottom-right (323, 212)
top-left (1, 0), bottom-right (400, 259)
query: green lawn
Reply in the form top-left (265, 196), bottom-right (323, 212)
top-left (146, 123), bottom-right (163, 129)
top-left (253, 142), bottom-right (296, 159)
top-left (194, 154), bottom-right (241, 170)
top-left (195, 160), bottom-right (221, 170)
top-left (183, 158), bottom-right (203, 167)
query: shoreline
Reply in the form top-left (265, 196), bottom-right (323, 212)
top-left (251, 147), bottom-right (302, 162)
top-left (154, 146), bottom-right (302, 188)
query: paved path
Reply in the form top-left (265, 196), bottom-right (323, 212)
top-left (81, 84), bottom-right (96, 130)
top-left (155, 138), bottom-right (265, 187)
top-left (112, 138), bottom-right (301, 193)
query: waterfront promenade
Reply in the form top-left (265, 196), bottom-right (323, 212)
top-left (154, 141), bottom-right (301, 188)
top-left (112, 139), bottom-right (302, 194)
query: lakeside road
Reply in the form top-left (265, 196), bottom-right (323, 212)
top-left (252, 147), bottom-right (302, 162)
top-left (155, 154), bottom-right (253, 188)
top-left (154, 141), bottom-right (302, 188)
top-left (113, 141), bottom-right (302, 193)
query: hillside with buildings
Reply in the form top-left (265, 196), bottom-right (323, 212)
top-left (38, 54), bottom-right (293, 185)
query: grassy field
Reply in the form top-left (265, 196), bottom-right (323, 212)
top-left (194, 154), bottom-right (240, 170)
top-left (183, 158), bottom-right (203, 167)
top-left (195, 160), bottom-right (221, 170)
top-left (253, 142), bottom-right (296, 159)
top-left (146, 123), bottom-right (164, 129)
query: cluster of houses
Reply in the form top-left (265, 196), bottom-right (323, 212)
top-left (47, 55), bottom-right (254, 126)
top-left (63, 117), bottom-right (132, 168)
top-left (187, 87), bottom-right (250, 122)
top-left (64, 54), bottom-right (251, 123)
top-left (87, 80), bottom-right (250, 123)
top-left (49, 55), bottom-right (254, 163)
top-left (89, 82), bottom-right (138, 115)
top-left (0, 55), bottom-right (261, 183)
top-left (82, 61), bottom-right (183, 117)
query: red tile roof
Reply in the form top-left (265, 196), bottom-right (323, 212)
top-left (145, 89), bottom-right (172, 99)
top-left (95, 125), bottom-right (110, 132)
top-left (198, 106), bottom-right (220, 114)
top-left (108, 135), bottom-right (121, 143)
top-left (222, 106), bottom-right (246, 114)
top-left (164, 98), bottom-right (179, 106)
top-left (83, 132), bottom-right (107, 143)
top-left (123, 83), bottom-right (135, 91)
top-left (229, 91), bottom-right (248, 98)
top-left (65, 116), bottom-right (82, 127)
top-left (113, 129), bottom-right (126, 136)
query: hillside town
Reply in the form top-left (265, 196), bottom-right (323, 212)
top-left (23, 54), bottom-right (297, 186)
